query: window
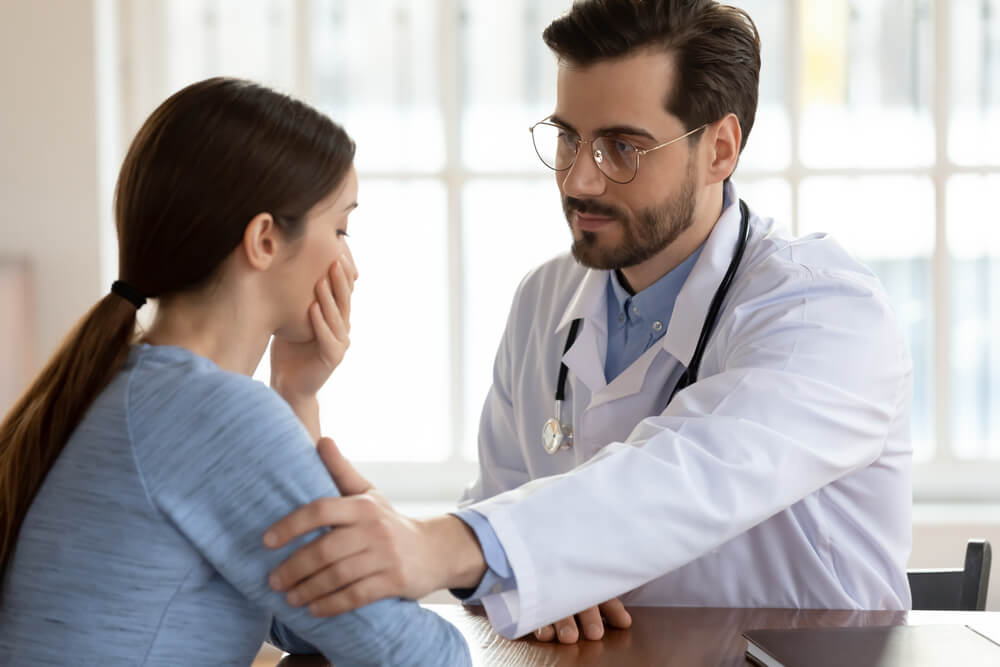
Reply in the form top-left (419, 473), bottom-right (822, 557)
top-left (110, 0), bottom-right (1000, 502)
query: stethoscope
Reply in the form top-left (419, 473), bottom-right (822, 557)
top-left (542, 199), bottom-right (751, 455)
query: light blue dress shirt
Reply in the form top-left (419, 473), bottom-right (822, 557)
top-left (455, 240), bottom-right (711, 603)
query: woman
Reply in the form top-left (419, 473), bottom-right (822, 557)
top-left (0, 77), bottom-right (470, 666)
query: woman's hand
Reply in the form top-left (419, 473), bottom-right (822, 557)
top-left (270, 249), bottom-right (358, 404)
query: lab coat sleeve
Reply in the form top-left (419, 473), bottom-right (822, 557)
top-left (465, 264), bottom-right (911, 638)
top-left (459, 294), bottom-right (532, 506)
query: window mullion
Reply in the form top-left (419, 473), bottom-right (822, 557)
top-left (787, 0), bottom-right (803, 237)
top-left (932, 0), bottom-right (954, 464)
top-left (440, 0), bottom-right (466, 465)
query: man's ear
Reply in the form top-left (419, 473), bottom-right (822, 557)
top-left (703, 113), bottom-right (742, 185)
top-left (241, 213), bottom-right (280, 271)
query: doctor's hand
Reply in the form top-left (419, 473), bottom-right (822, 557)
top-left (270, 251), bottom-right (358, 403)
top-left (263, 438), bottom-right (487, 616)
top-left (533, 599), bottom-right (632, 644)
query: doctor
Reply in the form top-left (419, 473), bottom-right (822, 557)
top-left (263, 0), bottom-right (914, 643)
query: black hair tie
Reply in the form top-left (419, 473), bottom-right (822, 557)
top-left (111, 281), bottom-right (147, 310)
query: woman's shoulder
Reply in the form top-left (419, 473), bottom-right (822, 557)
top-left (127, 344), bottom-right (287, 416)
top-left (125, 345), bottom-right (305, 466)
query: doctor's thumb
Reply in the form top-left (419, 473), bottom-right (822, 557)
top-left (316, 436), bottom-right (373, 496)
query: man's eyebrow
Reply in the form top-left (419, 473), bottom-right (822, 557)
top-left (547, 115), bottom-right (656, 141)
top-left (344, 202), bottom-right (359, 212)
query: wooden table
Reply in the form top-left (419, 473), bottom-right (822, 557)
top-left (254, 604), bottom-right (1000, 666)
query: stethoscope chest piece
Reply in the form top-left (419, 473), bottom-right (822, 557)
top-left (542, 415), bottom-right (572, 454)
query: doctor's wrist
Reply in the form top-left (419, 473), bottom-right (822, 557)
top-left (421, 515), bottom-right (487, 591)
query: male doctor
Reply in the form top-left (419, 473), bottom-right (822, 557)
top-left (263, 0), bottom-right (914, 644)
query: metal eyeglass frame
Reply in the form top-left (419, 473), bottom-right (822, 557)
top-left (528, 120), bottom-right (707, 184)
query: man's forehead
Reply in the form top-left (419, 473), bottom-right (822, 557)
top-left (553, 55), bottom-right (678, 133)
top-left (553, 48), bottom-right (678, 129)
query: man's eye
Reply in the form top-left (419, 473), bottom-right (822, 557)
top-left (336, 230), bottom-right (350, 238)
top-left (613, 140), bottom-right (636, 156)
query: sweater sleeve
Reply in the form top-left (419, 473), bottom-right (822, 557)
top-left (128, 365), bottom-right (470, 667)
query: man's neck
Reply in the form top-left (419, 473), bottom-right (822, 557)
top-left (618, 184), bottom-right (725, 293)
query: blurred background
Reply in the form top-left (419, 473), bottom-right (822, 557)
top-left (1, 0), bottom-right (999, 605)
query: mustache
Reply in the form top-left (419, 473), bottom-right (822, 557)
top-left (563, 196), bottom-right (627, 221)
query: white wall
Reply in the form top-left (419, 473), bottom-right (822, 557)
top-left (0, 0), bottom-right (104, 375)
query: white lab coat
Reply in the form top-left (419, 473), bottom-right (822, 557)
top-left (459, 188), bottom-right (913, 639)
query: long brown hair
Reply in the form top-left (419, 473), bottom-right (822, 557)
top-left (0, 77), bottom-right (355, 577)
top-left (543, 0), bottom-right (761, 154)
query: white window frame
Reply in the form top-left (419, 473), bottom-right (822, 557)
top-left (107, 0), bottom-right (1000, 504)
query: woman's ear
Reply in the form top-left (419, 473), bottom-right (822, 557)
top-left (241, 213), bottom-right (280, 271)
top-left (704, 113), bottom-right (742, 185)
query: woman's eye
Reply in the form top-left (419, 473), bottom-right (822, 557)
top-left (336, 230), bottom-right (350, 238)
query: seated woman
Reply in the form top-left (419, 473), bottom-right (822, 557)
top-left (0, 77), bottom-right (470, 666)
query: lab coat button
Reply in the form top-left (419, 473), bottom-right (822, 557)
top-left (652, 321), bottom-right (664, 332)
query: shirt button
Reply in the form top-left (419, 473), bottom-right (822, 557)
top-left (490, 583), bottom-right (503, 594)
top-left (631, 305), bottom-right (640, 316)
top-left (618, 313), bottom-right (626, 323)
top-left (652, 321), bottom-right (664, 332)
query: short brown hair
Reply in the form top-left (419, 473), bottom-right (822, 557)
top-left (543, 0), bottom-right (761, 153)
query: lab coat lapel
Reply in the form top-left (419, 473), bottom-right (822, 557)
top-left (662, 195), bottom-right (744, 367)
top-left (555, 268), bottom-right (608, 395)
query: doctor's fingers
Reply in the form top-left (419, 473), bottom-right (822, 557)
top-left (264, 495), bottom-right (381, 549)
top-left (268, 524), bottom-right (372, 593)
top-left (598, 598), bottom-right (632, 629)
top-left (554, 615), bottom-right (582, 643)
top-left (576, 606), bottom-right (606, 640)
top-left (282, 550), bottom-right (389, 609)
top-left (307, 570), bottom-right (398, 617)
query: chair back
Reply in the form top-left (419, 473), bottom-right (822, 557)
top-left (908, 539), bottom-right (991, 611)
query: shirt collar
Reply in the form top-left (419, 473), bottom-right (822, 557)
top-left (661, 181), bottom-right (744, 365)
top-left (556, 180), bottom-right (742, 351)
top-left (607, 246), bottom-right (703, 326)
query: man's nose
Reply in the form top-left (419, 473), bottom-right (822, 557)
top-left (560, 145), bottom-right (607, 200)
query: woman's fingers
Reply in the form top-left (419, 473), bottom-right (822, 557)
top-left (327, 260), bottom-right (352, 333)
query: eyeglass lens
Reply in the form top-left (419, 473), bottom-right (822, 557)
top-left (531, 123), bottom-right (638, 184)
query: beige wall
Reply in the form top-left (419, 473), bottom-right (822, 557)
top-left (0, 0), bottom-right (104, 377)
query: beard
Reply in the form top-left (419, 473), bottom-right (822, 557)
top-left (565, 161), bottom-right (697, 271)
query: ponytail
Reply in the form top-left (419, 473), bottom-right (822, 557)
top-left (0, 293), bottom-right (138, 577)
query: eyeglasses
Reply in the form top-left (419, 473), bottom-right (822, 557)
top-left (528, 120), bottom-right (706, 184)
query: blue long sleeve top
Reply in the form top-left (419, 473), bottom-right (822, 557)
top-left (0, 344), bottom-right (470, 667)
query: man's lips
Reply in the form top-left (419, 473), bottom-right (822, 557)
top-left (572, 211), bottom-right (617, 232)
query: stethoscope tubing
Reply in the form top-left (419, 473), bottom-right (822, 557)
top-left (544, 199), bottom-right (751, 455)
